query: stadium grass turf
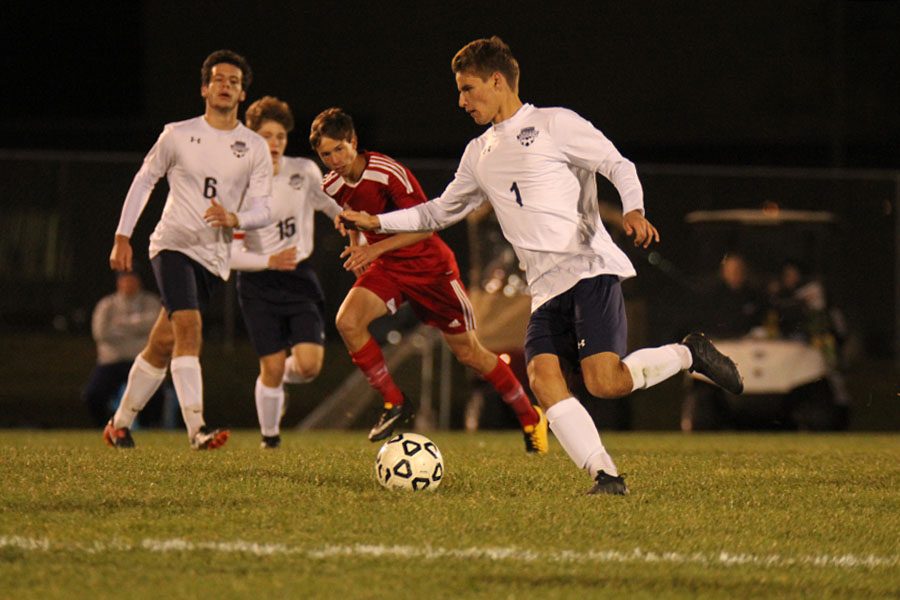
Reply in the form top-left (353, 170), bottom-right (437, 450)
top-left (0, 431), bottom-right (897, 599)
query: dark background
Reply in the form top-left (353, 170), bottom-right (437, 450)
top-left (2, 1), bottom-right (899, 167)
top-left (0, 1), bottom-right (897, 430)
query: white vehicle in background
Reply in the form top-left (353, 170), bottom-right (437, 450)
top-left (681, 208), bottom-right (851, 431)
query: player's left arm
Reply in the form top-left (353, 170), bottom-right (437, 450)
top-left (552, 109), bottom-right (659, 247)
top-left (622, 210), bottom-right (659, 249)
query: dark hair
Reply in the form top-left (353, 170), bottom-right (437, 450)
top-left (451, 36), bottom-right (520, 91)
top-left (309, 107), bottom-right (356, 150)
top-left (245, 96), bottom-right (294, 132)
top-left (201, 49), bottom-right (253, 89)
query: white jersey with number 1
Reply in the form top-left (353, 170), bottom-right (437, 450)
top-left (377, 103), bottom-right (644, 312)
top-left (230, 156), bottom-right (342, 270)
top-left (115, 115), bottom-right (273, 280)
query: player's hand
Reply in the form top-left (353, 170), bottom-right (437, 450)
top-left (268, 247), bottom-right (299, 271)
top-left (205, 197), bottom-right (239, 228)
top-left (109, 234), bottom-right (133, 272)
top-left (336, 209), bottom-right (380, 236)
top-left (340, 243), bottom-right (381, 274)
top-left (623, 210), bottom-right (660, 249)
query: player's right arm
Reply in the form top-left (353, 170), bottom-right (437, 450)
top-left (109, 127), bottom-right (174, 271)
top-left (339, 143), bottom-right (486, 235)
top-left (381, 142), bottom-right (486, 233)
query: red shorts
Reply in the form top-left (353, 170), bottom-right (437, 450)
top-left (354, 262), bottom-right (476, 334)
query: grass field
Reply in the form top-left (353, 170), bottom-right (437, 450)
top-left (1, 430), bottom-right (898, 599)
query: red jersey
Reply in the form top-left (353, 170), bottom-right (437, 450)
top-left (323, 151), bottom-right (458, 275)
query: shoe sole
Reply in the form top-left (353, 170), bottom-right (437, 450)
top-left (587, 484), bottom-right (629, 496)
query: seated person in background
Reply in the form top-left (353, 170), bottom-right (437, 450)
top-left (82, 271), bottom-right (168, 427)
top-left (769, 259), bottom-right (830, 342)
top-left (768, 259), bottom-right (851, 416)
top-left (695, 253), bottom-right (765, 338)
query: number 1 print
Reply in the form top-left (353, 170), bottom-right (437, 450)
top-left (510, 181), bottom-right (523, 207)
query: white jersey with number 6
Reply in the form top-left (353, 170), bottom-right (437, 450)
top-left (378, 103), bottom-right (644, 311)
top-left (230, 156), bottom-right (342, 271)
top-left (115, 115), bottom-right (273, 280)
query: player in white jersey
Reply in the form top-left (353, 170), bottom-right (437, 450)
top-left (338, 37), bottom-right (744, 494)
top-left (230, 96), bottom-right (342, 449)
top-left (105, 50), bottom-right (273, 450)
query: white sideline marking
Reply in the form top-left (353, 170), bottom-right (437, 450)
top-left (1, 536), bottom-right (896, 570)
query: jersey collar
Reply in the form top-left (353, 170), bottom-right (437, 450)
top-left (492, 103), bottom-right (534, 133)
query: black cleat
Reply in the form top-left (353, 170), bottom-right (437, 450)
top-left (368, 396), bottom-right (414, 442)
top-left (682, 332), bottom-right (744, 395)
top-left (587, 471), bottom-right (628, 496)
top-left (260, 434), bottom-right (281, 449)
top-left (103, 419), bottom-right (135, 449)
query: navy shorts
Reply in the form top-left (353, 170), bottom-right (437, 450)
top-left (524, 274), bottom-right (627, 367)
top-left (237, 262), bottom-right (326, 357)
top-left (151, 250), bottom-right (222, 314)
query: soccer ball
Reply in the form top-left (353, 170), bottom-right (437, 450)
top-left (374, 433), bottom-right (444, 492)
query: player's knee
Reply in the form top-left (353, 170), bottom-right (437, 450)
top-left (335, 311), bottom-right (363, 338)
top-left (260, 362), bottom-right (286, 386)
top-left (294, 357), bottom-right (322, 381)
top-left (526, 363), bottom-right (559, 404)
top-left (583, 370), bottom-right (630, 399)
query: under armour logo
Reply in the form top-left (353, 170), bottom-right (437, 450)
top-left (190, 137), bottom-right (201, 144)
top-left (578, 339), bottom-right (586, 349)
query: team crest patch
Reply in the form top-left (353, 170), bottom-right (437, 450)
top-left (289, 173), bottom-right (304, 189)
top-left (230, 140), bottom-right (248, 158)
top-left (516, 127), bottom-right (539, 147)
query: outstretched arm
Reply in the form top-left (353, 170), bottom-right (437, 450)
top-left (339, 232), bottom-right (432, 272)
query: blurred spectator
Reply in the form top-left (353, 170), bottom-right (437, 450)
top-left (82, 271), bottom-right (169, 427)
top-left (695, 253), bottom-right (765, 338)
top-left (768, 259), bottom-right (851, 419)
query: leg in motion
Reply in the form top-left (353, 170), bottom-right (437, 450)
top-left (444, 330), bottom-right (547, 454)
top-left (336, 287), bottom-right (412, 441)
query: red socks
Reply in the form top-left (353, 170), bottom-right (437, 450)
top-left (350, 337), bottom-right (405, 407)
top-left (484, 358), bottom-right (539, 427)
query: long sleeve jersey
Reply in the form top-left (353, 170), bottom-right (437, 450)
top-left (115, 116), bottom-right (273, 280)
top-left (377, 103), bottom-right (643, 311)
top-left (230, 156), bottom-right (341, 271)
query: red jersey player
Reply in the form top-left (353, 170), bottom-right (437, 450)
top-left (310, 107), bottom-right (548, 452)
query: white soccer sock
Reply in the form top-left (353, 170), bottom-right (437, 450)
top-left (255, 377), bottom-right (284, 437)
top-left (112, 356), bottom-right (167, 430)
top-left (622, 344), bottom-right (692, 392)
top-left (283, 355), bottom-right (314, 384)
top-left (171, 355), bottom-right (204, 438)
top-left (546, 397), bottom-right (618, 478)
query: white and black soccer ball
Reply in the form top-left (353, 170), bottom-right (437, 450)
top-left (374, 433), bottom-right (444, 492)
